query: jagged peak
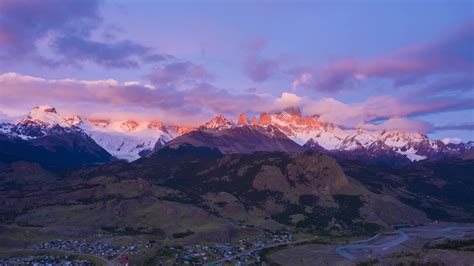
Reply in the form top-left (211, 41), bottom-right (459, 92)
top-left (147, 121), bottom-right (166, 131)
top-left (259, 113), bottom-right (272, 125)
top-left (303, 138), bottom-right (320, 147)
top-left (281, 106), bottom-right (302, 116)
top-left (251, 116), bottom-right (258, 125)
top-left (18, 105), bottom-right (71, 128)
top-left (120, 119), bottom-right (140, 131)
top-left (379, 130), bottom-right (428, 142)
top-left (65, 115), bottom-right (83, 126)
top-left (237, 113), bottom-right (249, 125)
top-left (202, 115), bottom-right (235, 129)
top-left (87, 118), bottom-right (111, 127)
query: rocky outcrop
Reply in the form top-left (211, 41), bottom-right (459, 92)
top-left (251, 116), bottom-right (258, 125)
top-left (237, 114), bottom-right (249, 125)
top-left (286, 153), bottom-right (349, 195)
top-left (259, 113), bottom-right (272, 125)
top-left (252, 153), bottom-right (349, 198)
top-left (202, 115), bottom-right (235, 129)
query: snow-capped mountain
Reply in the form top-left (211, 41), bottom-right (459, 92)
top-left (80, 117), bottom-right (193, 161)
top-left (0, 105), bottom-right (113, 170)
top-left (1, 105), bottom-right (471, 163)
top-left (201, 115), bottom-right (235, 129)
top-left (0, 105), bottom-right (193, 162)
top-left (231, 109), bottom-right (472, 162)
top-left (236, 109), bottom-right (348, 149)
top-left (3, 105), bottom-right (85, 140)
top-left (79, 119), bottom-right (176, 161)
top-left (19, 105), bottom-right (71, 128)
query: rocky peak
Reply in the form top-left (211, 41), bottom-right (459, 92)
top-left (338, 130), bottom-right (378, 150)
top-left (66, 115), bottom-right (83, 126)
top-left (87, 118), bottom-right (111, 127)
top-left (237, 114), bottom-right (249, 125)
top-left (18, 105), bottom-right (71, 128)
top-left (147, 121), bottom-right (167, 131)
top-left (202, 115), bottom-right (235, 129)
top-left (259, 113), bottom-right (272, 125)
top-left (120, 120), bottom-right (140, 132)
top-left (251, 116), bottom-right (258, 125)
top-left (302, 138), bottom-right (327, 152)
top-left (166, 125), bottom-right (195, 137)
top-left (379, 130), bottom-right (428, 143)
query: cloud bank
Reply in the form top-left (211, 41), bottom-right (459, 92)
top-left (1, 72), bottom-right (472, 133)
top-left (291, 20), bottom-right (474, 93)
top-left (0, 0), bottom-right (168, 68)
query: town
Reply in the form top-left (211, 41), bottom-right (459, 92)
top-left (0, 254), bottom-right (94, 265)
top-left (6, 230), bottom-right (298, 265)
top-left (156, 230), bottom-right (295, 264)
top-left (31, 239), bottom-right (138, 261)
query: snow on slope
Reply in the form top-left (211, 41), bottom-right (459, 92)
top-left (19, 105), bottom-right (71, 128)
top-left (252, 110), bottom-right (349, 147)
top-left (80, 119), bottom-right (176, 161)
top-left (202, 115), bottom-right (235, 129)
top-left (2, 105), bottom-right (470, 163)
top-left (337, 129), bottom-right (378, 151)
top-left (237, 109), bottom-right (456, 162)
top-left (0, 105), bottom-right (191, 162)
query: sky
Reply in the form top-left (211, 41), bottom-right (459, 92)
top-left (0, 0), bottom-right (473, 141)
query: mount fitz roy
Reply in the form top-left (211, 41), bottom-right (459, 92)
top-left (0, 105), bottom-right (472, 165)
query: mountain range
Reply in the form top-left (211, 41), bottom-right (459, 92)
top-left (1, 105), bottom-right (473, 265)
top-left (0, 105), bottom-right (471, 169)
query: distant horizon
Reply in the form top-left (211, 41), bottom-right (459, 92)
top-left (0, 0), bottom-right (473, 141)
top-left (1, 102), bottom-right (472, 144)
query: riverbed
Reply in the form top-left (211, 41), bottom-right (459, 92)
top-left (335, 223), bottom-right (474, 261)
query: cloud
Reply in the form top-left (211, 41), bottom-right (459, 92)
top-left (242, 38), bottom-right (280, 82)
top-left (301, 95), bottom-right (474, 129)
top-left (291, 72), bottom-right (313, 89)
top-left (441, 137), bottom-right (463, 145)
top-left (0, 0), bottom-right (100, 54)
top-left (273, 92), bottom-right (304, 110)
top-left (0, 72), bottom-right (273, 124)
top-left (435, 122), bottom-right (474, 131)
top-left (292, 59), bottom-right (361, 92)
top-left (0, 110), bottom-right (14, 123)
top-left (358, 118), bottom-right (433, 133)
top-left (0, 0), bottom-right (168, 68)
top-left (51, 35), bottom-right (169, 68)
top-left (147, 62), bottom-right (213, 86)
top-left (291, 19), bottom-right (474, 92)
top-left (1, 72), bottom-right (471, 130)
top-left (415, 75), bottom-right (474, 96)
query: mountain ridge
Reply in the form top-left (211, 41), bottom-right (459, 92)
top-left (1, 105), bottom-right (472, 163)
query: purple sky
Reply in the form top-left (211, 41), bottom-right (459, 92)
top-left (0, 0), bottom-right (473, 141)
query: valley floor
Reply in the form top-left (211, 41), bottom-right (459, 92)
top-left (265, 222), bottom-right (474, 266)
top-left (1, 222), bottom-right (474, 265)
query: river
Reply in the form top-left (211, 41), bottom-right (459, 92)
top-left (335, 225), bottom-right (474, 261)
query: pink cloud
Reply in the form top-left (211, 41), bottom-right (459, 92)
top-left (302, 95), bottom-right (473, 129)
top-left (0, 72), bottom-right (274, 125)
top-left (147, 61), bottom-right (213, 86)
top-left (0, 0), bottom-right (168, 68)
top-left (1, 73), bottom-right (471, 131)
top-left (292, 19), bottom-right (474, 92)
top-left (358, 118), bottom-right (433, 133)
